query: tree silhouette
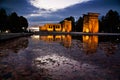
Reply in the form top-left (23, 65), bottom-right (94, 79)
top-left (75, 17), bottom-right (83, 32)
top-left (0, 8), bottom-right (7, 32)
top-left (19, 16), bottom-right (28, 32)
top-left (9, 12), bottom-right (20, 32)
top-left (0, 8), bottom-right (28, 33)
top-left (100, 10), bottom-right (120, 33)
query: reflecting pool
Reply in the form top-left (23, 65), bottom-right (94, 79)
top-left (0, 34), bottom-right (120, 80)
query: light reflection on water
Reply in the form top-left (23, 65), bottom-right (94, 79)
top-left (31, 34), bottom-right (119, 55)
top-left (0, 34), bottom-right (120, 80)
top-left (33, 34), bottom-right (72, 48)
top-left (33, 54), bottom-right (100, 80)
top-left (82, 35), bottom-right (98, 54)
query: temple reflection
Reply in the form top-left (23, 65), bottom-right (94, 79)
top-left (62, 35), bottom-right (72, 48)
top-left (82, 35), bottom-right (98, 54)
top-left (39, 35), bottom-right (72, 48)
top-left (31, 35), bottom-right (119, 56)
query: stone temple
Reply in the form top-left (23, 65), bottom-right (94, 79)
top-left (83, 13), bottom-right (99, 33)
top-left (39, 20), bottom-right (72, 32)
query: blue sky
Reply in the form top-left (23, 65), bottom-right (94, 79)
top-left (0, 0), bottom-right (120, 26)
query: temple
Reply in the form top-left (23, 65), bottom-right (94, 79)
top-left (39, 20), bottom-right (72, 32)
top-left (83, 13), bottom-right (99, 33)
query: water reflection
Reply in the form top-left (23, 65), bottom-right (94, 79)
top-left (31, 35), bottom-right (99, 55)
top-left (31, 34), bottom-right (119, 56)
top-left (0, 37), bottom-right (28, 54)
top-left (31, 35), bottom-right (40, 41)
top-left (83, 36), bottom-right (98, 54)
top-left (99, 43), bottom-right (117, 57)
top-left (61, 35), bottom-right (72, 48)
top-left (0, 34), bottom-right (120, 80)
top-left (32, 35), bottom-right (72, 48)
top-left (33, 54), bottom-right (99, 80)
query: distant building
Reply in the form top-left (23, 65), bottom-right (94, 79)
top-left (83, 13), bottom-right (99, 33)
top-left (39, 20), bottom-right (72, 32)
top-left (28, 27), bottom-right (39, 32)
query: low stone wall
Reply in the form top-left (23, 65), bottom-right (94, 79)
top-left (0, 33), bottom-right (33, 41)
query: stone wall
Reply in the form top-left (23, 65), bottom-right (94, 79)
top-left (83, 13), bottom-right (99, 33)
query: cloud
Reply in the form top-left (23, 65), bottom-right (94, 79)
top-left (0, 0), bottom-right (39, 16)
top-left (1, 0), bottom-right (120, 26)
top-left (51, 0), bottom-right (120, 19)
top-left (29, 0), bottom-right (91, 11)
top-left (27, 0), bottom-right (120, 26)
top-left (27, 12), bottom-right (65, 26)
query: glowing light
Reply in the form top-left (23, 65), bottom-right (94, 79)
top-left (33, 54), bottom-right (99, 78)
top-left (86, 28), bottom-right (89, 33)
top-left (29, 27), bottom-right (39, 32)
top-left (117, 27), bottom-right (120, 30)
top-left (5, 30), bottom-right (9, 33)
top-left (31, 35), bottom-right (40, 40)
top-left (85, 36), bottom-right (89, 40)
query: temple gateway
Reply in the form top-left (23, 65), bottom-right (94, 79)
top-left (83, 13), bottom-right (99, 33)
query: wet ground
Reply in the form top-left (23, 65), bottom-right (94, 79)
top-left (0, 34), bottom-right (120, 80)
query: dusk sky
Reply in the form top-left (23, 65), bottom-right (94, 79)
top-left (0, 0), bottom-right (120, 27)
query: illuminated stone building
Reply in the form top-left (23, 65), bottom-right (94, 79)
top-left (39, 26), bottom-right (47, 31)
top-left (39, 20), bottom-right (72, 32)
top-left (83, 13), bottom-right (99, 33)
top-left (62, 20), bottom-right (72, 32)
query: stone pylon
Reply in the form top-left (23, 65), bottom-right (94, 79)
top-left (83, 13), bottom-right (99, 33)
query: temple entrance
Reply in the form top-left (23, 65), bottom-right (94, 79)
top-left (83, 13), bottom-right (99, 33)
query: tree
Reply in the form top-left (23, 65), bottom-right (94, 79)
top-left (75, 17), bottom-right (83, 32)
top-left (100, 10), bottom-right (120, 33)
top-left (0, 8), bottom-right (7, 32)
top-left (19, 16), bottom-right (28, 32)
top-left (0, 8), bottom-right (29, 33)
top-left (9, 12), bottom-right (20, 32)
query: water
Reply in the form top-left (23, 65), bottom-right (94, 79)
top-left (0, 34), bottom-right (120, 80)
